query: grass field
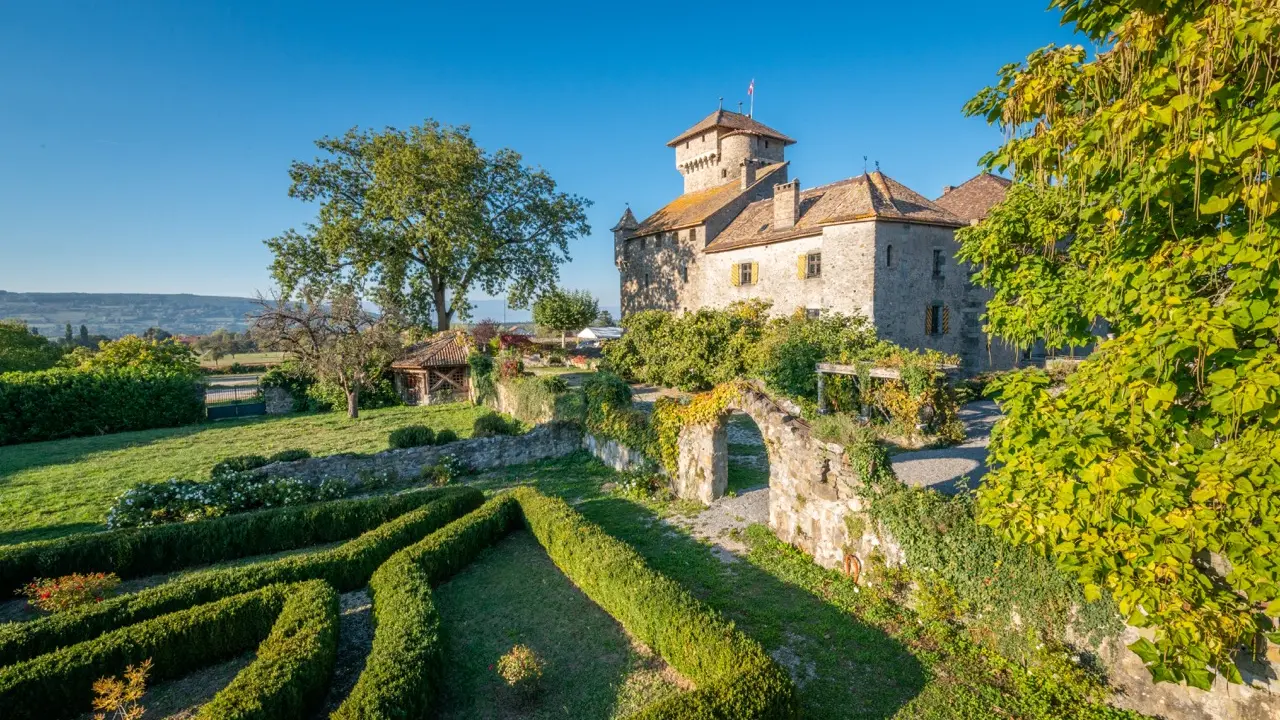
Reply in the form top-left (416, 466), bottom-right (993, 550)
top-left (0, 403), bottom-right (490, 545)
top-left (435, 531), bottom-right (684, 719)
top-left (199, 351), bottom-right (286, 368)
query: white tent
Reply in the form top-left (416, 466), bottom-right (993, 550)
top-left (576, 326), bottom-right (624, 341)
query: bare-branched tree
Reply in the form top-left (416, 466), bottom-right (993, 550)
top-left (251, 289), bottom-right (400, 418)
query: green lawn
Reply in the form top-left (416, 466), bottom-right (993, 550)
top-left (468, 454), bottom-right (1143, 720)
top-left (435, 531), bottom-right (683, 719)
top-left (0, 403), bottom-right (490, 545)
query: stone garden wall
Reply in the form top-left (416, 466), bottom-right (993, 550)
top-left (582, 433), bottom-right (654, 474)
top-left (260, 422), bottom-right (583, 484)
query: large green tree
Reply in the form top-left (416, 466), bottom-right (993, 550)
top-left (532, 288), bottom-right (599, 347)
top-left (0, 320), bottom-right (61, 373)
top-left (267, 120), bottom-right (591, 330)
top-left (960, 0), bottom-right (1280, 688)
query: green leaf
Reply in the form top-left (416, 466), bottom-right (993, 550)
top-left (1128, 637), bottom-right (1160, 665)
top-left (1184, 667), bottom-right (1214, 691)
top-left (1083, 583), bottom-right (1102, 603)
top-left (1199, 194), bottom-right (1233, 214)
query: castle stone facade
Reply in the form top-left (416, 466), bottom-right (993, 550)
top-left (614, 108), bottom-right (1017, 372)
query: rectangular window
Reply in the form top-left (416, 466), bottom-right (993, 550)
top-left (643, 272), bottom-right (650, 289)
top-left (689, 227), bottom-right (698, 243)
top-left (932, 249), bottom-right (945, 278)
top-left (926, 305), bottom-right (950, 335)
top-left (739, 263), bottom-right (754, 285)
top-left (805, 308), bottom-right (820, 320)
top-left (680, 265), bottom-right (688, 282)
top-left (806, 252), bottom-right (822, 278)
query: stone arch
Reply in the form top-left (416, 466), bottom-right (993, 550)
top-left (670, 382), bottom-right (880, 570)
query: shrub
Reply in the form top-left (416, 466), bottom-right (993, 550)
top-left (20, 572), bottom-right (121, 613)
top-left (259, 361), bottom-right (316, 412)
top-left (210, 455), bottom-right (270, 478)
top-left (91, 658), bottom-right (149, 720)
top-left (468, 352), bottom-right (496, 404)
top-left (497, 356), bottom-right (524, 381)
top-left (419, 454), bottom-right (468, 487)
top-left (613, 469), bottom-right (665, 501)
top-left (388, 425), bottom-right (435, 449)
top-left (0, 488), bottom-right (482, 667)
top-left (434, 428), bottom-right (458, 445)
top-left (267, 448), bottom-right (311, 463)
top-left (472, 412), bottom-right (516, 438)
top-left (538, 375), bottom-right (569, 394)
top-left (0, 485), bottom-right (463, 602)
top-left (106, 473), bottom-right (349, 529)
top-left (497, 644), bottom-right (544, 704)
top-left (0, 368), bottom-right (205, 446)
top-left (582, 371), bottom-right (631, 413)
top-left (0, 581), bottom-right (337, 720)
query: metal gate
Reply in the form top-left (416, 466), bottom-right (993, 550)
top-left (206, 385), bottom-right (266, 420)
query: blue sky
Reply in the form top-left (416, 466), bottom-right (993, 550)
top-left (0, 1), bottom-right (1080, 320)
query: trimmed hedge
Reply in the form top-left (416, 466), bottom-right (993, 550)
top-left (0, 367), bottom-right (205, 445)
top-left (338, 489), bottom-right (796, 719)
top-left (514, 488), bottom-right (798, 719)
top-left (0, 580), bottom-right (337, 720)
top-left (0, 487), bottom-right (482, 666)
top-left (0, 486), bottom-right (460, 597)
top-left (195, 580), bottom-right (338, 719)
top-left (333, 494), bottom-right (521, 718)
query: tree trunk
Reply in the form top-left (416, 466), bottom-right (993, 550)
top-left (561, 331), bottom-right (566, 348)
top-left (434, 284), bottom-right (451, 330)
top-left (346, 387), bottom-right (359, 419)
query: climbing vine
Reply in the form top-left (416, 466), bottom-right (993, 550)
top-left (961, 0), bottom-right (1280, 687)
top-left (651, 381), bottom-right (746, 477)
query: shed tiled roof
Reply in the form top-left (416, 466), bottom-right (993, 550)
top-left (933, 173), bottom-right (1012, 223)
top-left (667, 109), bottom-right (795, 147)
top-left (630, 162), bottom-right (788, 237)
top-left (704, 171), bottom-right (964, 253)
top-left (392, 333), bottom-right (470, 369)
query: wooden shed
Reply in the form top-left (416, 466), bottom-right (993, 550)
top-left (391, 334), bottom-right (471, 406)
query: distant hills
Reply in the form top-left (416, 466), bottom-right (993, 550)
top-left (0, 291), bottom-right (621, 339)
top-left (0, 291), bottom-right (258, 338)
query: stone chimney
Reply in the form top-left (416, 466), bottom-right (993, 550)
top-left (942, 185), bottom-right (955, 195)
top-left (773, 179), bottom-right (800, 230)
top-left (740, 159), bottom-right (756, 189)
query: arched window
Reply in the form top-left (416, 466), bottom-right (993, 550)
top-left (886, 245), bottom-right (894, 267)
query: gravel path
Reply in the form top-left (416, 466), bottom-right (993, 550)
top-left (890, 400), bottom-right (1000, 495)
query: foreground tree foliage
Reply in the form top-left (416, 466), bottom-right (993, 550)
top-left (960, 0), bottom-right (1280, 688)
top-left (267, 120), bottom-right (591, 330)
top-left (251, 290), bottom-right (400, 419)
top-left (0, 320), bottom-right (61, 374)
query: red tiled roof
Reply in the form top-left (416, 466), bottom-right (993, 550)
top-left (392, 333), bottom-right (470, 369)
top-left (630, 162), bottom-right (788, 237)
top-left (933, 173), bottom-right (1012, 223)
top-left (667, 109), bottom-right (795, 147)
top-left (704, 171), bottom-right (964, 253)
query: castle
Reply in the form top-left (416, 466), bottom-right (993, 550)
top-left (612, 108), bottom-right (1016, 372)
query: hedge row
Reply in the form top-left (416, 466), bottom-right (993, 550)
top-left (333, 494), bottom-right (521, 719)
top-left (513, 488), bottom-right (799, 719)
top-left (0, 487), bottom-right (482, 667)
top-left (0, 580), bottom-right (336, 720)
top-left (194, 580), bottom-right (338, 720)
top-left (0, 367), bottom-right (205, 445)
top-left (0, 486), bottom-right (458, 596)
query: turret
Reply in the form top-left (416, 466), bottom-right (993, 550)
top-left (611, 207), bottom-right (639, 269)
top-left (667, 109), bottom-right (795, 194)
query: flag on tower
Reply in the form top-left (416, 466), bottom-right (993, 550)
top-left (747, 79), bottom-right (754, 95)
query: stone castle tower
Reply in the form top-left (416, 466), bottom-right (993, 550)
top-left (667, 109), bottom-right (795, 193)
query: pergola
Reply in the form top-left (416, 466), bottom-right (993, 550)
top-left (813, 361), bottom-right (960, 415)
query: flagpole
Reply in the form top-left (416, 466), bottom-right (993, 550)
top-left (749, 78), bottom-right (755, 117)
